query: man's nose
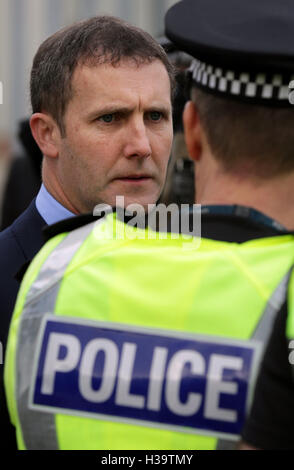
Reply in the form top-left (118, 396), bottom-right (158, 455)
top-left (123, 118), bottom-right (152, 159)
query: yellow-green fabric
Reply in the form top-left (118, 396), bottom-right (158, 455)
top-left (286, 269), bottom-right (294, 339)
top-left (5, 214), bottom-right (294, 450)
top-left (4, 232), bottom-right (67, 450)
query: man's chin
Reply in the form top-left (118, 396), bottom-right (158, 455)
top-left (117, 195), bottom-right (158, 213)
top-left (91, 187), bottom-right (161, 215)
top-left (110, 188), bottom-right (160, 209)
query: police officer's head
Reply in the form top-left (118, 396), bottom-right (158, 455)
top-left (165, 0), bottom-right (294, 182)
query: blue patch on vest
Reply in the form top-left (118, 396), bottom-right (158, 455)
top-left (30, 316), bottom-right (261, 439)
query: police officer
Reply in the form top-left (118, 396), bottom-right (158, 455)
top-left (5, 0), bottom-right (294, 450)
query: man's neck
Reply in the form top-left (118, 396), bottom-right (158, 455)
top-left (195, 164), bottom-right (294, 231)
top-left (42, 162), bottom-right (80, 215)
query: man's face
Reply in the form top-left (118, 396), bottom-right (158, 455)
top-left (55, 59), bottom-right (173, 212)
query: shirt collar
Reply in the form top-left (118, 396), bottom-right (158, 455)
top-left (35, 184), bottom-right (75, 225)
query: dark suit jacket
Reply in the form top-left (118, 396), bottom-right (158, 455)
top-left (1, 157), bottom-right (41, 231)
top-left (0, 199), bottom-right (46, 449)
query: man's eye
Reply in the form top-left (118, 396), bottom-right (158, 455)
top-left (149, 111), bottom-right (162, 121)
top-left (99, 114), bottom-right (114, 123)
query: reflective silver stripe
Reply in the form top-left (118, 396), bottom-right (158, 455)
top-left (25, 221), bottom-right (100, 304)
top-left (251, 270), bottom-right (292, 343)
top-left (217, 269), bottom-right (292, 450)
top-left (16, 220), bottom-right (98, 449)
top-left (17, 284), bottom-right (62, 450)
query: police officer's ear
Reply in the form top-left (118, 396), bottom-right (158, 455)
top-left (30, 113), bottom-right (61, 159)
top-left (183, 100), bottom-right (203, 162)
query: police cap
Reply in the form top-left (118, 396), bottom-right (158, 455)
top-left (165, 0), bottom-right (294, 106)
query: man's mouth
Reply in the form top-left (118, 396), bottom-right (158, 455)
top-left (115, 175), bottom-right (152, 183)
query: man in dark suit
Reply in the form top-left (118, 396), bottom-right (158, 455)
top-left (0, 16), bottom-right (174, 449)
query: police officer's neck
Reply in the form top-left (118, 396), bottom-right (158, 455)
top-left (195, 159), bottom-right (294, 231)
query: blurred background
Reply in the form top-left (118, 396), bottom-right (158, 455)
top-left (0, 0), bottom-right (193, 229)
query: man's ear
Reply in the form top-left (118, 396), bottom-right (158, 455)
top-left (183, 100), bottom-right (202, 162)
top-left (30, 113), bottom-right (61, 158)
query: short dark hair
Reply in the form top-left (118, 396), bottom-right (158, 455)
top-left (30, 16), bottom-right (175, 135)
top-left (192, 87), bottom-right (294, 179)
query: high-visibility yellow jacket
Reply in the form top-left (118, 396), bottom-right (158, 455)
top-left (4, 213), bottom-right (294, 450)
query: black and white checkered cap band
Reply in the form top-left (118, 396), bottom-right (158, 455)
top-left (189, 58), bottom-right (294, 103)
